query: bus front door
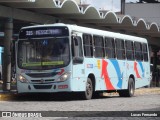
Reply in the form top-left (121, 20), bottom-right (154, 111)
top-left (71, 35), bottom-right (85, 91)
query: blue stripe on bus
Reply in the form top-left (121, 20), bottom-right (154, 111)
top-left (138, 62), bottom-right (144, 77)
top-left (110, 60), bottom-right (123, 88)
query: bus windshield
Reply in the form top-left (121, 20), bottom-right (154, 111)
top-left (18, 37), bottom-right (70, 70)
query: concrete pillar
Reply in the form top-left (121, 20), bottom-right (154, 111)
top-left (152, 49), bottom-right (158, 87)
top-left (2, 18), bottom-right (13, 91)
top-left (153, 50), bottom-right (157, 73)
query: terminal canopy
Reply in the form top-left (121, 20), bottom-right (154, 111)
top-left (0, 0), bottom-right (160, 47)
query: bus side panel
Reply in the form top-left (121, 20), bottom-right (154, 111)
top-left (84, 58), bottom-right (106, 91)
top-left (107, 59), bottom-right (127, 90)
top-left (126, 60), bottom-right (151, 89)
top-left (71, 63), bottom-right (86, 92)
top-left (84, 58), bottom-right (128, 91)
top-left (134, 61), bottom-right (151, 88)
top-left (144, 61), bottom-right (151, 86)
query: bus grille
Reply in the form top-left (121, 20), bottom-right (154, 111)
top-left (26, 72), bottom-right (58, 78)
top-left (31, 79), bottom-right (55, 84)
top-left (33, 85), bottom-right (52, 89)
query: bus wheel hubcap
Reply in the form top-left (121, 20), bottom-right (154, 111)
top-left (86, 82), bottom-right (92, 95)
top-left (130, 83), bottom-right (134, 95)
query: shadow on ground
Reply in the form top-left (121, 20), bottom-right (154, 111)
top-left (0, 92), bottom-right (119, 102)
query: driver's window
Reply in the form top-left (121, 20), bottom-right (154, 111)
top-left (71, 36), bottom-right (83, 58)
top-left (71, 36), bottom-right (83, 64)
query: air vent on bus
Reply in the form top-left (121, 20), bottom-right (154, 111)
top-left (31, 79), bottom-right (55, 84)
top-left (26, 72), bottom-right (58, 78)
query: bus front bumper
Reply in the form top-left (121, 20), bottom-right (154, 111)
top-left (17, 82), bottom-right (71, 93)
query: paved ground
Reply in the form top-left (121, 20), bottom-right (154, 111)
top-left (0, 93), bottom-right (160, 111)
top-left (0, 87), bottom-right (160, 119)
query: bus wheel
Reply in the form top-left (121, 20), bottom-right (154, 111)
top-left (119, 78), bottom-right (135, 97)
top-left (81, 78), bottom-right (93, 100)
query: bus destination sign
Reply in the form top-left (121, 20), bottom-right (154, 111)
top-left (26, 29), bottom-right (62, 36)
top-left (19, 27), bottom-right (69, 39)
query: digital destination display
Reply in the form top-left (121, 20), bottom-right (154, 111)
top-left (26, 29), bottom-right (62, 36)
top-left (19, 26), bottom-right (69, 39)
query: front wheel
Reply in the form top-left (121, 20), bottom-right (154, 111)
top-left (81, 78), bottom-right (93, 100)
top-left (119, 78), bottom-right (135, 97)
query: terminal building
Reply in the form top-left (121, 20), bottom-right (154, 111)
top-left (125, 0), bottom-right (160, 86)
top-left (126, 1), bottom-right (160, 26)
top-left (0, 0), bottom-right (160, 91)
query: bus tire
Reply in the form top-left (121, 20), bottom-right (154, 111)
top-left (81, 78), bottom-right (93, 100)
top-left (119, 77), bottom-right (135, 97)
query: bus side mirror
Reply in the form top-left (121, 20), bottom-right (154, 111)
top-left (73, 57), bottom-right (83, 64)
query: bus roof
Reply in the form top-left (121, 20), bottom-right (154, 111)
top-left (21, 23), bottom-right (147, 43)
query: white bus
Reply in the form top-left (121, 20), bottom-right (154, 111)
top-left (15, 23), bottom-right (151, 100)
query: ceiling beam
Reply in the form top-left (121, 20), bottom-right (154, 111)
top-left (0, 5), bottom-right (56, 24)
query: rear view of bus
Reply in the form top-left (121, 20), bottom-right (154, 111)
top-left (16, 24), bottom-right (71, 93)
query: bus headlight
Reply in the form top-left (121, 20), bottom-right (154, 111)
top-left (57, 72), bottom-right (71, 82)
top-left (18, 75), bottom-right (29, 83)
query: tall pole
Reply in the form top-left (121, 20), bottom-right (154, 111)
top-left (2, 18), bottom-right (13, 91)
top-left (121, 0), bottom-right (125, 14)
top-left (111, 0), bottom-right (113, 11)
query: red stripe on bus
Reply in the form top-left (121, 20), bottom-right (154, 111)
top-left (101, 60), bottom-right (115, 90)
top-left (134, 62), bottom-right (141, 78)
top-left (58, 69), bottom-right (64, 75)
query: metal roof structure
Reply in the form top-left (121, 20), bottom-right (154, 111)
top-left (139, 0), bottom-right (160, 3)
top-left (0, 0), bottom-right (160, 47)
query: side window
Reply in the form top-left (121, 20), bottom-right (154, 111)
top-left (105, 37), bottom-right (115, 58)
top-left (115, 39), bottom-right (125, 60)
top-left (135, 42), bottom-right (143, 61)
top-left (93, 35), bottom-right (105, 58)
top-left (125, 41), bottom-right (134, 60)
top-left (83, 34), bottom-right (93, 57)
top-left (71, 36), bottom-right (83, 58)
top-left (142, 43), bottom-right (148, 61)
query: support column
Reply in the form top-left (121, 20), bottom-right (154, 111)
top-left (152, 49), bottom-right (158, 87)
top-left (121, 0), bottom-right (125, 14)
top-left (153, 50), bottom-right (157, 72)
top-left (2, 18), bottom-right (13, 91)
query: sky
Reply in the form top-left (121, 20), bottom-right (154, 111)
top-left (81, 0), bottom-right (139, 12)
